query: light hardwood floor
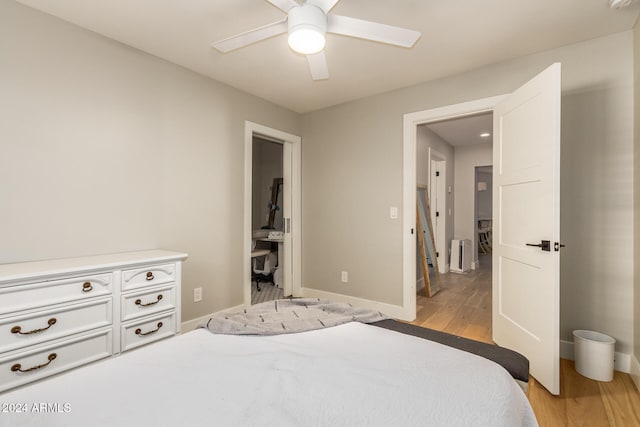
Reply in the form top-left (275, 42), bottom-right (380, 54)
top-left (410, 255), bottom-right (640, 427)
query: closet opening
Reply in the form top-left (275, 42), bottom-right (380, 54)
top-left (243, 121), bottom-right (301, 308)
top-left (251, 136), bottom-right (285, 304)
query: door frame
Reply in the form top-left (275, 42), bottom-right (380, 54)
top-left (402, 95), bottom-right (506, 320)
top-left (244, 121), bottom-right (302, 306)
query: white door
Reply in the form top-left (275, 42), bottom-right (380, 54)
top-left (492, 63), bottom-right (561, 395)
top-left (282, 143), bottom-right (293, 297)
top-left (429, 152), bottom-right (447, 273)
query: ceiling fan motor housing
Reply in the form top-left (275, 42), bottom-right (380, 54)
top-left (287, 4), bottom-right (327, 54)
top-left (609, 0), bottom-right (633, 8)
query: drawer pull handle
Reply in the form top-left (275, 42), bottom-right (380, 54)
top-left (11, 353), bottom-right (57, 373)
top-left (82, 282), bottom-right (93, 293)
top-left (145, 272), bottom-right (154, 281)
top-left (11, 318), bottom-right (57, 335)
top-left (135, 294), bottom-right (163, 307)
top-left (135, 322), bottom-right (163, 336)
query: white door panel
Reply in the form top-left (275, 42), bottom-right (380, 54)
top-left (283, 143), bottom-right (293, 297)
top-left (429, 153), bottom-right (446, 273)
top-left (500, 180), bottom-right (548, 247)
top-left (493, 63), bottom-right (561, 395)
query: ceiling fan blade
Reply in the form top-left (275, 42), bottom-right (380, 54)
top-left (266, 0), bottom-right (299, 13)
top-left (327, 15), bottom-right (421, 48)
top-left (212, 19), bottom-right (288, 53)
top-left (305, 0), bottom-right (341, 13)
top-left (307, 51), bottom-right (329, 80)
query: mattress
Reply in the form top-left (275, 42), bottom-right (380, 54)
top-left (0, 323), bottom-right (538, 427)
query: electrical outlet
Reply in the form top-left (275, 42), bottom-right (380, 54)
top-left (193, 287), bottom-right (202, 302)
top-left (341, 271), bottom-right (348, 283)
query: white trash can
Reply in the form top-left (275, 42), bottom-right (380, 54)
top-left (572, 330), bottom-right (616, 382)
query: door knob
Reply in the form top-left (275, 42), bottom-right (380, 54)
top-left (526, 240), bottom-right (551, 252)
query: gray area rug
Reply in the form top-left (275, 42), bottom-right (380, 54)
top-left (251, 281), bottom-right (283, 305)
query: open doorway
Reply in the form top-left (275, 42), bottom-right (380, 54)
top-left (251, 137), bottom-right (285, 304)
top-left (475, 165), bottom-right (493, 266)
top-left (404, 65), bottom-right (563, 394)
top-left (411, 110), bottom-right (495, 344)
top-left (243, 121), bottom-right (302, 307)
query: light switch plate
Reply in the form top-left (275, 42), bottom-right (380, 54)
top-left (390, 206), bottom-right (398, 219)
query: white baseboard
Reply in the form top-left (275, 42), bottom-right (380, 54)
top-left (301, 287), bottom-right (410, 320)
top-left (560, 339), bottom-right (573, 360)
top-left (181, 303), bottom-right (245, 332)
top-left (631, 355), bottom-right (640, 391)
top-left (560, 339), bottom-right (631, 373)
top-left (471, 260), bottom-right (480, 270)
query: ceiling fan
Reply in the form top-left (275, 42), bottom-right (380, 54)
top-left (211, 0), bottom-right (421, 81)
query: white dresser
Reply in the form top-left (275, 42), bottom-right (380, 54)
top-left (0, 250), bottom-right (187, 392)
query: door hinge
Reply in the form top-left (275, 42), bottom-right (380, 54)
top-left (436, 252), bottom-right (439, 258)
top-left (411, 228), bottom-right (414, 234)
top-left (436, 171), bottom-right (440, 177)
top-left (436, 211), bottom-right (440, 217)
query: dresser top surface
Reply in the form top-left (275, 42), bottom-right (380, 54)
top-left (0, 250), bottom-right (188, 284)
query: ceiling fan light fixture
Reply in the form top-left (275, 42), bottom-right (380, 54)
top-left (288, 27), bottom-right (325, 54)
top-left (287, 4), bottom-right (327, 55)
top-left (212, 0), bottom-right (423, 80)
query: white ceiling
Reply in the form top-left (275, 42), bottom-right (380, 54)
top-left (425, 112), bottom-right (493, 147)
top-left (16, 0), bottom-right (640, 113)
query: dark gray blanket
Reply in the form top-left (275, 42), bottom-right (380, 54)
top-left (203, 298), bottom-right (387, 335)
top-left (370, 319), bottom-right (530, 383)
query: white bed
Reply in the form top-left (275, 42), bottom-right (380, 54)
top-left (0, 322), bottom-right (537, 427)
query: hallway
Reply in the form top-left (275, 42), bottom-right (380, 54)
top-left (412, 254), bottom-right (492, 344)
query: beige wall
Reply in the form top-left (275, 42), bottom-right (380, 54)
top-left (302, 31), bottom-right (635, 353)
top-left (0, 1), bottom-right (300, 321)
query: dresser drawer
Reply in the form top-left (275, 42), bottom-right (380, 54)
top-left (0, 298), bottom-right (112, 354)
top-left (121, 312), bottom-right (176, 352)
top-left (122, 263), bottom-right (175, 291)
top-left (0, 273), bottom-right (112, 316)
top-left (0, 328), bottom-right (112, 392)
top-left (121, 285), bottom-right (175, 322)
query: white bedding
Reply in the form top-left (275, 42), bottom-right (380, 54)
top-left (0, 323), bottom-right (538, 427)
